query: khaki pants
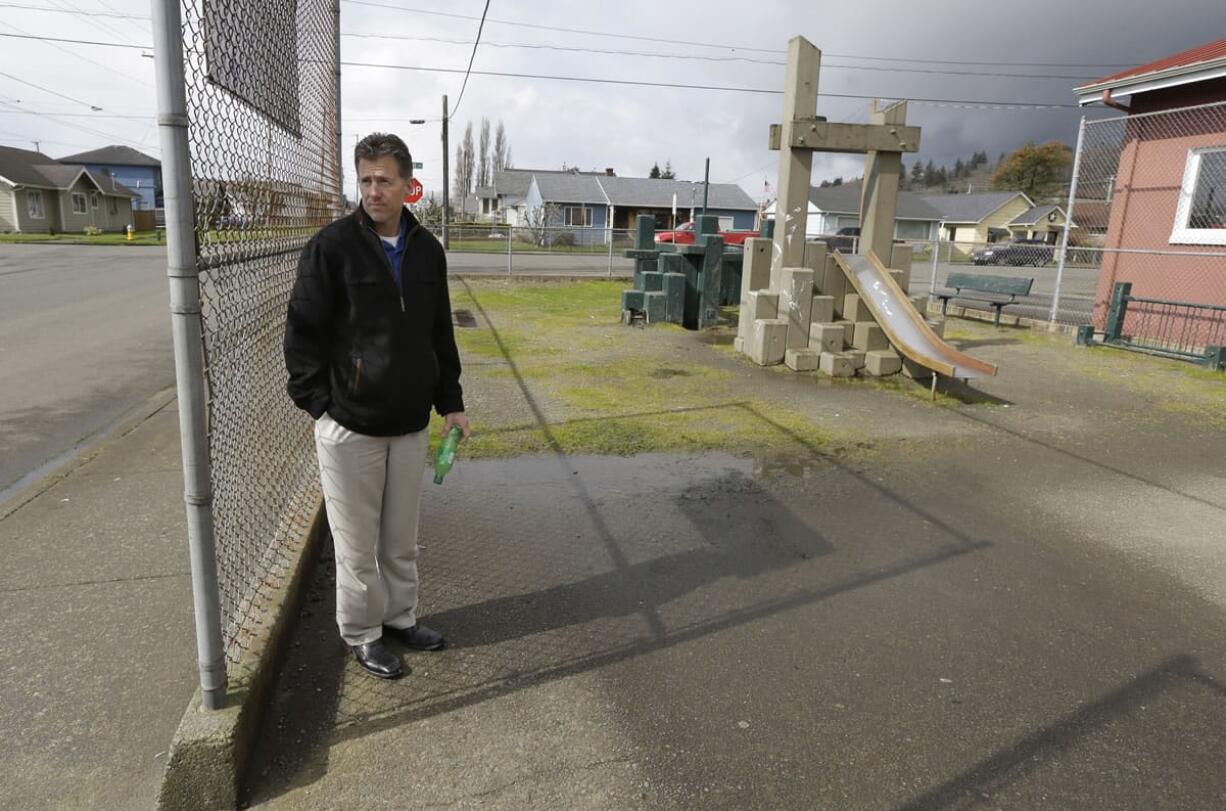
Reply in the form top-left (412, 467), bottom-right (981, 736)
top-left (314, 413), bottom-right (429, 646)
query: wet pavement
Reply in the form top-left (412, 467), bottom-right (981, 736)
top-left (245, 430), bottom-right (1226, 809)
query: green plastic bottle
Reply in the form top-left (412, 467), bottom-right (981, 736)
top-left (433, 426), bottom-right (463, 485)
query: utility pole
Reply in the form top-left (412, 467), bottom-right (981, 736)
top-left (441, 94), bottom-right (450, 249)
top-left (701, 157), bottom-right (710, 214)
top-left (32, 139), bottom-right (40, 153)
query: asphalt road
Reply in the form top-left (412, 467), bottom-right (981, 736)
top-left (0, 244), bottom-right (175, 501)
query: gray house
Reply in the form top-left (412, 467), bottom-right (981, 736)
top-left (0, 145), bottom-right (138, 233)
top-left (481, 167), bottom-right (758, 240)
top-left (764, 181), bottom-right (943, 242)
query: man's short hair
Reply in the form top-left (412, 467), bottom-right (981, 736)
top-left (355, 133), bottom-right (413, 179)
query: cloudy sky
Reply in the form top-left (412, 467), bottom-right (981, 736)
top-left (2, 0), bottom-right (1224, 202)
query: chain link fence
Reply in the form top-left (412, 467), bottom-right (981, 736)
top-left (1065, 101), bottom-right (1226, 345)
top-left (181, 0), bottom-right (341, 661)
top-left (419, 221), bottom-right (640, 275)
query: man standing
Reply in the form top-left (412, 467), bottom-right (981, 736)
top-left (285, 132), bottom-right (469, 679)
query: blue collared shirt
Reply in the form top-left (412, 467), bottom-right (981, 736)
top-left (379, 217), bottom-right (408, 294)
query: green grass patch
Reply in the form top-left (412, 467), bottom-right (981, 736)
top-left (0, 230), bottom-right (164, 245)
top-left (442, 277), bottom-right (847, 460)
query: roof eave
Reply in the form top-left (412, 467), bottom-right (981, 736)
top-left (1075, 60), bottom-right (1226, 106)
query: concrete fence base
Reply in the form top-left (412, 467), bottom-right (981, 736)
top-left (157, 501), bottom-right (327, 811)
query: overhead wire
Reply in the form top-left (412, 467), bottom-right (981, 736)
top-left (447, 0), bottom-right (491, 119)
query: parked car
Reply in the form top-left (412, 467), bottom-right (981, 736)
top-left (823, 226), bottom-right (860, 252)
top-left (971, 239), bottom-right (1055, 266)
top-left (654, 220), bottom-right (760, 246)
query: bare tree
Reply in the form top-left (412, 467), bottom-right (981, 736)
top-left (477, 118), bottom-right (491, 189)
top-left (453, 122), bottom-right (475, 215)
top-left (493, 121), bottom-right (508, 174)
top-left (523, 202), bottom-right (558, 246)
top-left (504, 144), bottom-right (513, 170)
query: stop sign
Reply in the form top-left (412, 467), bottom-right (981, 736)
top-left (404, 177), bottom-right (424, 204)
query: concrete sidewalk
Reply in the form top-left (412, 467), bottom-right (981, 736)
top-left (241, 324), bottom-right (1226, 809)
top-left (0, 392), bottom-right (197, 810)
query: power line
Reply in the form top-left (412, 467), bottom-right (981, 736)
top-left (0, 69), bottom-right (105, 110)
top-left (0, 99), bottom-right (157, 152)
top-left (0, 1), bottom-right (145, 18)
top-left (338, 0), bottom-right (1135, 68)
top-left (0, 2), bottom-right (1135, 69)
top-left (340, 31), bottom-right (1099, 79)
top-left (448, 0), bottom-right (491, 120)
top-left (341, 61), bottom-right (1081, 109)
top-left (0, 109), bottom-right (150, 118)
top-left (0, 28), bottom-right (1099, 80)
top-left (0, 21), bottom-right (153, 87)
top-left (0, 30), bottom-right (146, 48)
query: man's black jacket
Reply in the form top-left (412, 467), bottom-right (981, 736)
top-left (284, 206), bottom-right (464, 436)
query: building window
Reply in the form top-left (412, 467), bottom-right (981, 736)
top-left (108, 197), bottom-right (118, 215)
top-left (90, 191), bottom-right (100, 210)
top-left (1171, 146), bottom-right (1226, 246)
top-left (28, 190), bottom-right (44, 219)
top-left (563, 205), bottom-right (592, 227)
top-left (72, 193), bottom-right (88, 214)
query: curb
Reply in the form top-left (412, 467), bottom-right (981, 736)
top-left (0, 386), bottom-right (178, 522)
top-left (924, 300), bottom-right (1080, 336)
top-left (156, 501), bottom-right (327, 811)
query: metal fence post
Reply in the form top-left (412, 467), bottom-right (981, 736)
top-left (152, 0), bottom-right (226, 709)
top-left (506, 224), bottom-right (512, 275)
top-left (1104, 281), bottom-right (1131, 343)
top-left (929, 231), bottom-right (941, 295)
top-left (607, 226), bottom-right (614, 277)
top-left (1051, 115), bottom-right (1086, 327)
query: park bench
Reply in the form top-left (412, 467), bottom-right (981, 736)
top-left (936, 271), bottom-right (1034, 327)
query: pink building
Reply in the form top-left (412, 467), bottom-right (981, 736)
top-left (1074, 39), bottom-right (1226, 348)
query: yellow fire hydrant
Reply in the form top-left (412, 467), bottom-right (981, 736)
top-left (126, 224), bottom-right (134, 242)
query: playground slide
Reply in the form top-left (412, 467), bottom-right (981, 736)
top-left (833, 250), bottom-right (997, 380)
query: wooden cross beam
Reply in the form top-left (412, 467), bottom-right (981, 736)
top-left (768, 37), bottom-right (922, 273)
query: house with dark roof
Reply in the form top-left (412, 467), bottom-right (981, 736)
top-left (58, 145), bottom-right (161, 211)
top-left (1072, 36), bottom-right (1226, 337)
top-left (922, 191), bottom-right (1037, 246)
top-left (764, 181), bottom-right (943, 242)
top-left (0, 145), bottom-right (139, 233)
top-left (1006, 203), bottom-right (1072, 243)
top-left (484, 168), bottom-right (757, 244)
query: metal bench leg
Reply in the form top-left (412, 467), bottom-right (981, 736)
top-left (993, 305), bottom-right (1002, 328)
top-left (941, 297), bottom-right (949, 317)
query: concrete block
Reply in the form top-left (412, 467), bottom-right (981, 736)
top-left (809, 322), bottom-right (845, 354)
top-left (644, 291), bottom-right (667, 323)
top-left (779, 267), bottom-right (815, 349)
top-left (902, 357), bottom-right (933, 380)
top-left (785, 347), bottom-right (820, 371)
top-left (865, 349), bottom-right (902, 376)
top-left (803, 240), bottom-right (828, 275)
top-left (844, 350), bottom-right (867, 370)
top-left (821, 254), bottom-right (848, 304)
top-left (890, 244), bottom-right (913, 291)
top-left (834, 319), bottom-right (856, 346)
top-left (737, 240), bottom-right (773, 343)
top-left (747, 290), bottom-right (779, 320)
top-left (749, 318), bottom-right (788, 366)
top-left (853, 322), bottom-right (890, 352)
top-left (622, 290), bottom-right (645, 311)
top-left (887, 268), bottom-right (907, 292)
top-left (642, 271), bottom-right (664, 292)
top-left (843, 293), bottom-right (873, 323)
top-left (663, 273), bottom-right (686, 323)
top-left (733, 336), bottom-right (745, 353)
top-left (910, 294), bottom-right (928, 312)
top-left (811, 294), bottom-right (835, 324)
top-left (926, 318), bottom-right (945, 339)
top-left (819, 351), bottom-right (855, 377)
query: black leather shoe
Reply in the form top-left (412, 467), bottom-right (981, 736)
top-left (350, 640), bottom-right (404, 679)
top-left (385, 623), bottom-right (446, 651)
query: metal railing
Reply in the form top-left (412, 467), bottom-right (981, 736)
top-left (1100, 281), bottom-right (1226, 364)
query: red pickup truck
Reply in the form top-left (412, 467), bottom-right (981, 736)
top-left (654, 221), bottom-right (760, 246)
